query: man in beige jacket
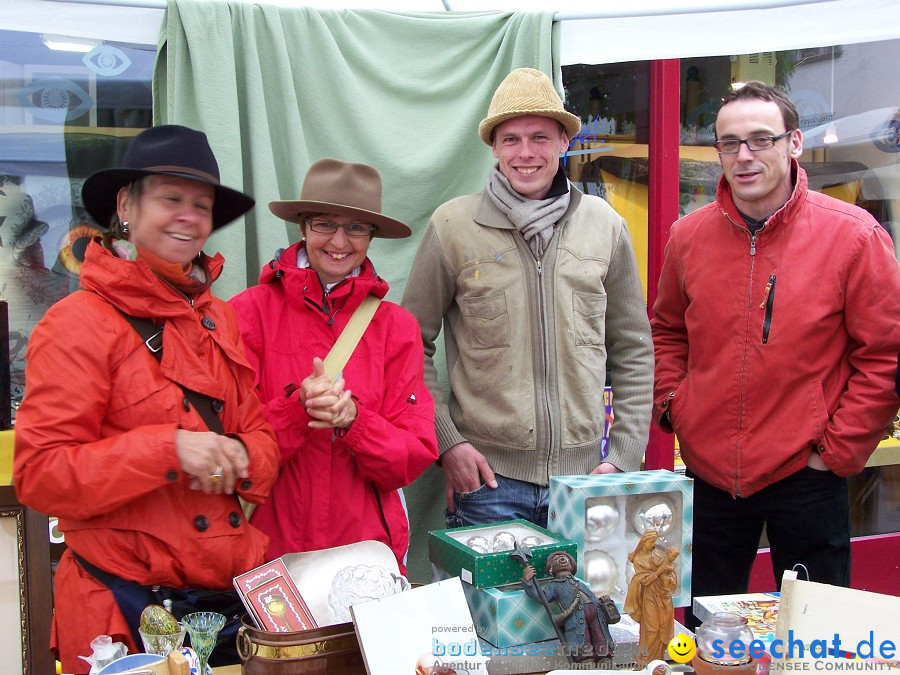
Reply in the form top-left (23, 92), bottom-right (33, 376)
top-left (402, 68), bottom-right (653, 528)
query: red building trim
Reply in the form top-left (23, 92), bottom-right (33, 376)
top-left (749, 534), bottom-right (900, 595)
top-left (646, 58), bottom-right (681, 472)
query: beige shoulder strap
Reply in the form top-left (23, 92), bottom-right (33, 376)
top-left (323, 295), bottom-right (381, 380)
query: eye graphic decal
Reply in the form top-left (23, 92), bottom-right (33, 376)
top-left (83, 45), bottom-right (132, 77)
top-left (18, 78), bottom-right (93, 123)
top-left (59, 223), bottom-right (103, 276)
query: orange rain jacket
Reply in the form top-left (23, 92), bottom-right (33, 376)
top-left (14, 240), bottom-right (280, 672)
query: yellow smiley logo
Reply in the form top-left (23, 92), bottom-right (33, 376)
top-left (668, 633), bottom-right (697, 663)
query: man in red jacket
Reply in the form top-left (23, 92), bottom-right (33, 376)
top-left (652, 82), bottom-right (900, 629)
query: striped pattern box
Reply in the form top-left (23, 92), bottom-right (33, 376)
top-left (432, 565), bottom-right (557, 648)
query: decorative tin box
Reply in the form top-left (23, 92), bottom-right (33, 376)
top-left (428, 519), bottom-right (577, 589)
top-left (548, 470), bottom-right (693, 610)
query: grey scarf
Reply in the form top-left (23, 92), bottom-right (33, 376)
top-left (486, 165), bottom-right (571, 259)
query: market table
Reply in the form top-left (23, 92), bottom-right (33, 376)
top-left (210, 668), bottom-right (558, 675)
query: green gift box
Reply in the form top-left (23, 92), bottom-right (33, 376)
top-left (428, 519), bottom-right (577, 589)
top-left (548, 470), bottom-right (693, 610)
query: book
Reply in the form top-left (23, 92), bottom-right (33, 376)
top-left (693, 591), bottom-right (780, 643)
top-left (233, 558), bottom-right (317, 633)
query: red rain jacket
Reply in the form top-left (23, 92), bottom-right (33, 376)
top-left (230, 242), bottom-right (438, 571)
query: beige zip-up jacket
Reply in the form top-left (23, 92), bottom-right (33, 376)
top-left (402, 186), bottom-right (653, 485)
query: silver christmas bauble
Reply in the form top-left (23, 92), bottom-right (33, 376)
top-left (585, 550), bottom-right (618, 595)
top-left (465, 535), bottom-right (490, 554)
top-left (520, 535), bottom-right (544, 549)
top-left (491, 531), bottom-right (517, 552)
top-left (585, 498), bottom-right (620, 541)
top-left (632, 497), bottom-right (675, 535)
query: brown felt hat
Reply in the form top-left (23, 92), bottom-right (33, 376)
top-left (478, 67), bottom-right (581, 146)
top-left (269, 158), bottom-right (411, 239)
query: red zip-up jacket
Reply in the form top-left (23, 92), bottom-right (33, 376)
top-left (229, 242), bottom-right (437, 571)
top-left (652, 163), bottom-right (900, 497)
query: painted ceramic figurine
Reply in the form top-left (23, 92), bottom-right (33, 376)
top-left (522, 551), bottom-right (618, 663)
top-left (624, 530), bottom-right (680, 665)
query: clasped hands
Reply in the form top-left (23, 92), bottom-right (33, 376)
top-left (296, 357), bottom-right (357, 430)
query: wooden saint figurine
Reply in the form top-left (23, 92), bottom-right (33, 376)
top-left (522, 551), bottom-right (619, 663)
top-left (624, 529), bottom-right (681, 665)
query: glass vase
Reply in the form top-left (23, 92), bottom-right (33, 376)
top-left (182, 611), bottom-right (226, 674)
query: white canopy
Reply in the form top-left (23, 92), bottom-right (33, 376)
top-left (8, 0), bottom-right (900, 62)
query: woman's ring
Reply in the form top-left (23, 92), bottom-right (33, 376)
top-left (210, 466), bottom-right (223, 482)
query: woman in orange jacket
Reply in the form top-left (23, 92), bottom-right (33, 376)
top-left (13, 125), bottom-right (280, 673)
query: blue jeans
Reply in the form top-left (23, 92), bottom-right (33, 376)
top-left (445, 474), bottom-right (549, 528)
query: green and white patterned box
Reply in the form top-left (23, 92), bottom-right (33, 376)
top-left (432, 564), bottom-right (557, 648)
top-left (548, 470), bottom-right (693, 610)
top-left (428, 519), bottom-right (577, 589)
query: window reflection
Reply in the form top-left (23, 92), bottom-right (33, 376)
top-left (563, 61), bottom-right (651, 294)
top-left (561, 39), bottom-right (900, 539)
top-left (0, 29), bottom-right (154, 421)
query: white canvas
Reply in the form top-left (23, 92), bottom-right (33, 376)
top-left (776, 570), bottom-right (900, 664)
top-left (351, 577), bottom-right (489, 675)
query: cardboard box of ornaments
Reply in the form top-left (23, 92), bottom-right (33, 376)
top-left (428, 519), bottom-right (577, 589)
top-left (547, 469), bottom-right (694, 611)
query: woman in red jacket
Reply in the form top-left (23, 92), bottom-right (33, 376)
top-left (13, 125), bottom-right (280, 673)
top-left (230, 158), bottom-right (438, 573)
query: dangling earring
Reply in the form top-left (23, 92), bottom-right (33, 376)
top-left (121, 221), bottom-right (129, 235)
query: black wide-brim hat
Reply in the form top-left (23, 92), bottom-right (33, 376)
top-left (81, 124), bottom-right (255, 230)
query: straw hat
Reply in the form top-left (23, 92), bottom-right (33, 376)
top-left (81, 125), bottom-right (255, 230)
top-left (269, 158), bottom-right (411, 239)
top-left (478, 67), bottom-right (581, 146)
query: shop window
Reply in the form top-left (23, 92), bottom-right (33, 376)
top-left (562, 61), bottom-right (652, 296)
top-left (561, 41), bottom-right (900, 545)
top-left (0, 29), bottom-right (155, 424)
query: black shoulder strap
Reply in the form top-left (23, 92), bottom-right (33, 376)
top-left (118, 311), bottom-right (225, 435)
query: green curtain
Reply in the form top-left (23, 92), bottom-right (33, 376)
top-left (155, 0), bottom-right (559, 583)
top-left (156, 1), bottom-right (558, 301)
